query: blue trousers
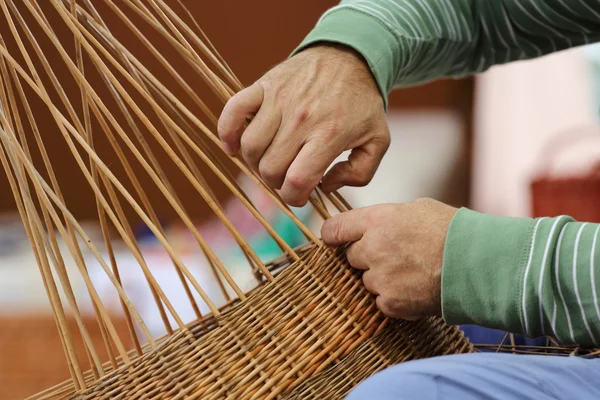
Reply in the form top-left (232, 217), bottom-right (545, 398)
top-left (346, 353), bottom-right (600, 399)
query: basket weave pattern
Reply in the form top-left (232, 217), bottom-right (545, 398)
top-left (0, 1), bottom-right (472, 398)
top-left (39, 246), bottom-right (470, 399)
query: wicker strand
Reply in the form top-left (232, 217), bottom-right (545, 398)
top-left (0, 3), bottom-right (482, 399)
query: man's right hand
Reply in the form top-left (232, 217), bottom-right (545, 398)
top-left (217, 44), bottom-right (390, 207)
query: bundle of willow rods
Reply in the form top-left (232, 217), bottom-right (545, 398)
top-left (0, 1), bottom-right (472, 399)
top-left (474, 333), bottom-right (600, 358)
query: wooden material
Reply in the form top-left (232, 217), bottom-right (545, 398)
top-left (475, 332), bottom-right (600, 357)
top-left (32, 247), bottom-right (471, 400)
top-left (0, 1), bottom-right (475, 219)
top-left (0, 1), bottom-right (473, 399)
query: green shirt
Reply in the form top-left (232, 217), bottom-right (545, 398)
top-left (295, 0), bottom-right (600, 347)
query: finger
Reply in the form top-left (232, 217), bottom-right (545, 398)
top-left (239, 99), bottom-right (282, 172)
top-left (257, 114), bottom-right (307, 190)
top-left (321, 207), bottom-right (370, 246)
top-left (321, 135), bottom-right (389, 193)
top-left (376, 296), bottom-right (393, 317)
top-left (345, 241), bottom-right (369, 270)
top-left (362, 270), bottom-right (379, 295)
top-left (279, 137), bottom-right (343, 207)
top-left (376, 296), bottom-right (414, 320)
top-left (218, 82), bottom-right (264, 155)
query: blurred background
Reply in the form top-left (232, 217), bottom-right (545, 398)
top-left (2, 1), bottom-right (600, 399)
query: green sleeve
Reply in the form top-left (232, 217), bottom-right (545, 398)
top-left (293, 0), bottom-right (600, 108)
top-left (443, 209), bottom-right (600, 347)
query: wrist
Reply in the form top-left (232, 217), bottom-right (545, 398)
top-left (291, 7), bottom-right (398, 110)
top-left (292, 42), bottom-right (383, 109)
top-left (295, 42), bottom-right (369, 67)
top-left (432, 203), bottom-right (457, 317)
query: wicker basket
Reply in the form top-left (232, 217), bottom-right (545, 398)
top-left (531, 125), bottom-right (600, 222)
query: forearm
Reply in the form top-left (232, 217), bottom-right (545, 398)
top-left (294, 0), bottom-right (600, 107)
top-left (443, 209), bottom-right (600, 347)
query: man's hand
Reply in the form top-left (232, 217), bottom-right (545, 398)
top-left (218, 44), bottom-right (390, 207)
top-left (321, 199), bottom-right (457, 320)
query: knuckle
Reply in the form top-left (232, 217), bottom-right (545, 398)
top-left (367, 237), bottom-right (383, 254)
top-left (324, 219), bottom-right (342, 243)
top-left (361, 270), bottom-right (377, 289)
top-left (377, 295), bottom-right (405, 319)
top-left (328, 102), bottom-right (345, 120)
top-left (327, 218), bottom-right (342, 241)
top-left (234, 88), bottom-right (251, 106)
top-left (286, 171), bottom-right (312, 191)
top-left (366, 205), bottom-right (388, 223)
top-left (216, 117), bottom-right (228, 138)
top-left (352, 169), bottom-right (372, 187)
top-left (217, 111), bottom-right (237, 140)
top-left (380, 133), bottom-right (391, 151)
top-left (376, 296), bottom-right (395, 317)
top-left (366, 126), bottom-right (390, 151)
top-left (218, 126), bottom-right (233, 142)
top-left (258, 78), bottom-right (272, 92)
top-left (258, 161), bottom-right (281, 185)
top-left (236, 83), bottom-right (260, 109)
top-left (346, 252), bottom-right (358, 266)
top-left (276, 85), bottom-right (291, 102)
top-left (346, 245), bottom-right (362, 265)
top-left (240, 135), bottom-right (259, 161)
top-left (319, 120), bottom-right (340, 140)
top-left (292, 103), bottom-right (313, 125)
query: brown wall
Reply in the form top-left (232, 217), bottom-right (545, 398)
top-left (0, 1), bottom-right (473, 221)
top-left (0, 315), bottom-right (132, 400)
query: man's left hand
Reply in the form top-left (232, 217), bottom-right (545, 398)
top-left (321, 199), bottom-right (457, 320)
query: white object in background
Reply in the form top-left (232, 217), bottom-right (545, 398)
top-left (82, 247), bottom-right (258, 338)
top-left (472, 47), bottom-right (597, 217)
top-left (335, 111), bottom-right (463, 208)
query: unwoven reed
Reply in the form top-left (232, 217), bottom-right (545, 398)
top-left (0, 1), bottom-right (473, 399)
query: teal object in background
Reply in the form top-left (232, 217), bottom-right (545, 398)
top-left (245, 206), bottom-right (313, 262)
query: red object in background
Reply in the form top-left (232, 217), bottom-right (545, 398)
top-left (531, 163), bottom-right (600, 222)
top-left (531, 126), bottom-right (600, 223)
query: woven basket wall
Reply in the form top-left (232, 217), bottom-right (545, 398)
top-left (0, 1), bottom-right (472, 399)
top-left (29, 246), bottom-right (471, 399)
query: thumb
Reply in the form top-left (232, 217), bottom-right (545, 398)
top-left (321, 136), bottom-right (389, 193)
top-left (218, 82), bottom-right (264, 155)
top-left (321, 208), bottom-right (370, 247)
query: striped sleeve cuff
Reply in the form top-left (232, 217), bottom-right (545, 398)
top-left (443, 209), bottom-right (600, 347)
top-left (550, 221), bottom-right (600, 346)
top-left (442, 209), bottom-right (537, 334)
